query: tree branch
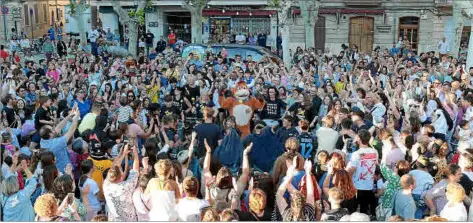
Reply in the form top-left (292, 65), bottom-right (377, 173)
top-left (111, 0), bottom-right (131, 23)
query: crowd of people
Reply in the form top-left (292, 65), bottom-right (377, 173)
top-left (1, 26), bottom-right (473, 222)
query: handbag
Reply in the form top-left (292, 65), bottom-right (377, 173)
top-left (376, 191), bottom-right (398, 221)
top-left (375, 203), bottom-right (392, 221)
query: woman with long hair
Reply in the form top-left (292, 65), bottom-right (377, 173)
top-left (323, 169), bottom-right (357, 213)
top-left (52, 175), bottom-right (87, 220)
top-left (276, 157), bottom-right (316, 221)
top-left (430, 139), bottom-right (449, 182)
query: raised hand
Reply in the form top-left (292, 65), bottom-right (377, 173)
top-left (304, 160), bottom-right (312, 173)
top-left (142, 157), bottom-right (149, 171)
top-left (243, 143), bottom-right (253, 156)
top-left (204, 139), bottom-right (212, 153)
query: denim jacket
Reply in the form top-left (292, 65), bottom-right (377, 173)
top-left (2, 178), bottom-right (38, 221)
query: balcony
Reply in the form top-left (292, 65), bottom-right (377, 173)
top-left (435, 0), bottom-right (452, 14)
top-left (344, 0), bottom-right (381, 7)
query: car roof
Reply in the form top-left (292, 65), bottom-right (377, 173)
top-left (183, 44), bottom-right (281, 60)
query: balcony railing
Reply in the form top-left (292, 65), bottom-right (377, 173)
top-left (435, 0), bottom-right (452, 4)
top-left (344, 0), bottom-right (381, 6)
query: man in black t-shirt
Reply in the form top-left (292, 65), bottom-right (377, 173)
top-left (275, 115), bottom-right (299, 144)
top-left (1, 94), bottom-right (18, 128)
top-left (34, 96), bottom-right (54, 130)
top-left (145, 29), bottom-right (155, 56)
top-left (160, 95), bottom-right (180, 119)
top-left (194, 107), bottom-right (223, 158)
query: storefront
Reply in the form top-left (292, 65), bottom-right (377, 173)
top-left (203, 7), bottom-right (273, 44)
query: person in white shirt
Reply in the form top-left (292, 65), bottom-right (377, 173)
top-left (235, 33), bottom-right (246, 45)
top-left (458, 153), bottom-right (473, 181)
top-left (315, 115), bottom-right (339, 154)
top-left (347, 129), bottom-right (379, 216)
top-left (440, 183), bottom-right (468, 221)
top-left (431, 107), bottom-right (448, 139)
top-left (175, 176), bottom-right (209, 221)
top-left (438, 37), bottom-right (449, 57)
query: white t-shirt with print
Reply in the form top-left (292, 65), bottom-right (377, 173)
top-left (348, 147), bottom-right (379, 190)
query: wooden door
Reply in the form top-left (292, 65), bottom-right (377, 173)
top-left (349, 17), bottom-right (374, 54)
top-left (399, 26), bottom-right (418, 52)
top-left (314, 16), bottom-right (325, 51)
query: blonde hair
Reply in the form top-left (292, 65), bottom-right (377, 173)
top-left (34, 193), bottom-right (58, 218)
top-left (249, 188), bottom-right (267, 213)
top-left (322, 115), bottom-right (335, 128)
top-left (446, 183), bottom-right (466, 203)
top-left (328, 185), bottom-right (345, 203)
top-left (91, 214), bottom-right (108, 222)
top-left (285, 137), bottom-right (300, 152)
top-left (220, 208), bottom-right (239, 221)
top-left (183, 176), bottom-right (199, 197)
top-left (155, 159), bottom-right (173, 177)
top-left (201, 208), bottom-right (219, 222)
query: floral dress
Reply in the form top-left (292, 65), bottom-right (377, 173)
top-left (103, 169), bottom-right (139, 221)
top-left (60, 198), bottom-right (87, 221)
top-left (380, 165), bottom-right (402, 209)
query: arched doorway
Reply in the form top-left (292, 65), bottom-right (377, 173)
top-left (314, 16), bottom-right (325, 51)
top-left (399, 16), bottom-right (419, 52)
top-left (349, 16), bottom-right (374, 54)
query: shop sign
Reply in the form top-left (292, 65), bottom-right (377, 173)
top-left (148, 22), bottom-right (158, 27)
top-left (376, 25), bottom-right (391, 33)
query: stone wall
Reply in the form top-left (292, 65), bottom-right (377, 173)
top-left (287, 9), bottom-right (447, 55)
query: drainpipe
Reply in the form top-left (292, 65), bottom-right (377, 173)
top-left (2, 0), bottom-right (6, 41)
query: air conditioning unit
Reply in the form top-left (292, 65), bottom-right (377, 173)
top-left (421, 14), bottom-right (428, 19)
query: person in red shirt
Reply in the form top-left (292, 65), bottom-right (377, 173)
top-left (0, 45), bottom-right (9, 60)
top-left (168, 30), bottom-right (176, 49)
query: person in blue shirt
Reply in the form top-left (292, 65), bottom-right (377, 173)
top-left (106, 28), bottom-right (114, 42)
top-left (390, 43), bottom-right (400, 56)
top-left (2, 158), bottom-right (38, 222)
top-left (48, 25), bottom-right (55, 41)
top-left (71, 89), bottom-right (91, 119)
top-left (39, 109), bottom-right (80, 173)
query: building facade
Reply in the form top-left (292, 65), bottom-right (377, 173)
top-left (0, 0), bottom-right (467, 56)
top-left (90, 0), bottom-right (464, 55)
top-left (0, 0), bottom-right (54, 41)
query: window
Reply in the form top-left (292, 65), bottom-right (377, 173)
top-left (34, 4), bottom-right (39, 24)
top-left (399, 16), bottom-right (420, 52)
top-left (23, 4), bottom-right (30, 26)
top-left (57, 9), bottom-right (63, 21)
top-left (43, 4), bottom-right (48, 23)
